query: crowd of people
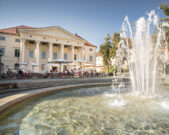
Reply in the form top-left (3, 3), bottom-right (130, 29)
top-left (0, 68), bottom-right (106, 79)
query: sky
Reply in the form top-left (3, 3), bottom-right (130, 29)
top-left (0, 0), bottom-right (167, 51)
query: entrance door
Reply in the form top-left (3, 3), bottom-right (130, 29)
top-left (52, 67), bottom-right (58, 72)
top-left (63, 65), bottom-right (67, 71)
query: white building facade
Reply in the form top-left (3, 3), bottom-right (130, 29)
top-left (96, 52), bottom-right (105, 72)
top-left (0, 26), bottom-right (96, 73)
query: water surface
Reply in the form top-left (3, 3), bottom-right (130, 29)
top-left (0, 86), bottom-right (169, 135)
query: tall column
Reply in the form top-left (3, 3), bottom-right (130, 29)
top-left (60, 44), bottom-right (64, 72)
top-left (72, 45), bottom-right (74, 61)
top-left (48, 42), bottom-right (53, 61)
top-left (60, 44), bottom-right (64, 60)
top-left (20, 38), bottom-right (26, 64)
top-left (35, 41), bottom-right (40, 72)
top-left (82, 47), bottom-right (84, 60)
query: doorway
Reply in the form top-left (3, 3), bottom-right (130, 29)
top-left (63, 65), bottom-right (67, 71)
top-left (52, 66), bottom-right (58, 72)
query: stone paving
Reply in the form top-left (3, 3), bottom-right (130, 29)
top-left (0, 77), bottom-right (119, 98)
top-left (0, 77), bottom-right (117, 84)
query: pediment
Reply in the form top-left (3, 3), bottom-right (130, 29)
top-left (18, 27), bottom-right (82, 41)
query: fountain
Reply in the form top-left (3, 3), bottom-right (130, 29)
top-left (118, 10), bottom-right (168, 96)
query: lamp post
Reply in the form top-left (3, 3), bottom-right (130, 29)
top-left (0, 50), bottom-right (2, 74)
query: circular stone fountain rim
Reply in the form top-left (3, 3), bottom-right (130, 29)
top-left (0, 83), bottom-right (111, 118)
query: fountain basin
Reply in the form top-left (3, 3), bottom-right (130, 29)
top-left (0, 84), bottom-right (169, 134)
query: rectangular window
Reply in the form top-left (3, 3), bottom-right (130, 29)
top-left (15, 49), bottom-right (20, 57)
top-left (53, 44), bottom-right (59, 47)
top-left (89, 56), bottom-right (93, 62)
top-left (29, 40), bottom-right (35, 44)
top-left (15, 39), bottom-right (20, 42)
top-left (64, 53), bottom-right (67, 60)
top-left (0, 48), bottom-right (5, 56)
top-left (42, 42), bottom-right (47, 45)
top-left (89, 48), bottom-right (92, 51)
top-left (74, 54), bottom-right (77, 60)
top-left (53, 52), bottom-right (57, 59)
top-left (0, 37), bottom-right (5, 40)
top-left (41, 51), bottom-right (46, 59)
top-left (29, 50), bottom-right (34, 58)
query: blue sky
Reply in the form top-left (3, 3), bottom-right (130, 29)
top-left (0, 0), bottom-right (167, 51)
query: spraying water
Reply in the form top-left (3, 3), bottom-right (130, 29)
top-left (119, 10), bottom-right (168, 96)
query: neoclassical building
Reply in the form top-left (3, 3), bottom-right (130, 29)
top-left (0, 26), bottom-right (96, 73)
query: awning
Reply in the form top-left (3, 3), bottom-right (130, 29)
top-left (81, 63), bottom-right (94, 67)
top-left (21, 62), bottom-right (38, 66)
top-left (69, 63), bottom-right (77, 66)
top-left (74, 66), bottom-right (80, 68)
top-left (48, 59), bottom-right (73, 64)
top-left (74, 60), bottom-right (86, 63)
top-left (47, 63), bottom-right (59, 66)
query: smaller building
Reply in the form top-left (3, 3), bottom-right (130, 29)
top-left (96, 52), bottom-right (105, 72)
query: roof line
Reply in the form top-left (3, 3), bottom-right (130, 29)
top-left (0, 25), bottom-right (30, 30)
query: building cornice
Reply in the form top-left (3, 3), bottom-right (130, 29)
top-left (18, 26), bottom-right (86, 43)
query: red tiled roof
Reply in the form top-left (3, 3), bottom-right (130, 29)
top-left (75, 33), bottom-right (97, 48)
top-left (85, 41), bottom-right (97, 48)
top-left (96, 52), bottom-right (101, 57)
top-left (0, 25), bottom-right (33, 35)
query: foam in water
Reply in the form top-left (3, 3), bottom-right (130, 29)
top-left (107, 99), bottom-right (126, 107)
top-left (161, 101), bottom-right (169, 110)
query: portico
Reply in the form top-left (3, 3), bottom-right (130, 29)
top-left (18, 27), bottom-right (86, 73)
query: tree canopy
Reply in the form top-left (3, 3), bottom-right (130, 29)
top-left (99, 33), bottom-right (120, 73)
top-left (160, 2), bottom-right (169, 44)
top-left (160, 2), bottom-right (169, 21)
top-left (99, 34), bottom-right (112, 68)
top-left (111, 32), bottom-right (120, 59)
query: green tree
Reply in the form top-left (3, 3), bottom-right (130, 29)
top-left (160, 2), bottom-right (169, 22)
top-left (111, 32), bottom-right (120, 59)
top-left (160, 2), bottom-right (169, 44)
top-left (99, 34), bottom-right (112, 73)
top-left (159, 2), bottom-right (169, 75)
top-left (99, 32), bottom-right (120, 74)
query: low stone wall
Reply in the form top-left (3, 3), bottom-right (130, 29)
top-left (0, 83), bottom-right (111, 119)
top-left (0, 78), bottom-right (114, 96)
top-left (0, 83), bottom-right (18, 90)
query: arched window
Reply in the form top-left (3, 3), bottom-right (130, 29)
top-left (14, 63), bottom-right (19, 70)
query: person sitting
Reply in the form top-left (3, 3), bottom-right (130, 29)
top-left (7, 68), bottom-right (13, 79)
top-left (66, 69), bottom-right (70, 77)
top-left (17, 69), bottom-right (24, 79)
top-left (2, 73), bottom-right (6, 78)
